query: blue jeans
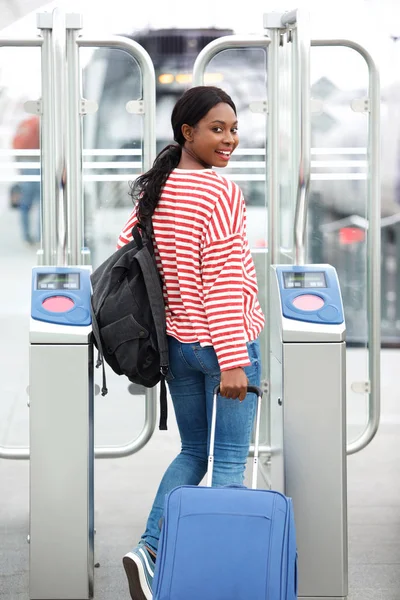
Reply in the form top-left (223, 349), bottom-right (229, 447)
top-left (20, 169), bottom-right (40, 243)
top-left (141, 336), bottom-right (261, 554)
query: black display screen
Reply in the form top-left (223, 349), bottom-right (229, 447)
top-left (37, 273), bottom-right (80, 291)
top-left (283, 271), bottom-right (327, 289)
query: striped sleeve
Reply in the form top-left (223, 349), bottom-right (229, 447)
top-left (201, 181), bottom-right (251, 371)
top-left (116, 207), bottom-right (138, 249)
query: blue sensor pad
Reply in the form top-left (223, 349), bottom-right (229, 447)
top-left (31, 267), bottom-right (91, 326)
top-left (275, 265), bottom-right (344, 325)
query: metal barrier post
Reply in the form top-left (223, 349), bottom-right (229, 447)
top-left (0, 24), bottom-right (158, 463)
top-left (311, 38), bottom-right (381, 455)
top-left (28, 12), bottom-right (95, 600)
top-left (266, 14), bottom-right (348, 599)
top-left (40, 9), bottom-right (67, 266)
top-left (66, 13), bottom-right (85, 265)
top-left (281, 10), bottom-right (311, 267)
top-left (78, 34), bottom-right (158, 458)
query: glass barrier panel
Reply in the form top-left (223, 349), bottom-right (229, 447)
top-left (206, 48), bottom-right (268, 248)
top-left (82, 40), bottom-right (270, 443)
top-left (207, 47), bottom-right (269, 444)
top-left (0, 47), bottom-right (41, 448)
top-left (81, 45), bottom-right (147, 444)
top-left (307, 45), bottom-right (369, 443)
top-left (206, 47), bottom-right (268, 377)
top-left (82, 41), bottom-right (270, 444)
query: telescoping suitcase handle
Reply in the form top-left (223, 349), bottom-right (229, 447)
top-left (207, 385), bottom-right (263, 490)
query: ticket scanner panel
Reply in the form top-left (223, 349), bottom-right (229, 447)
top-left (29, 267), bottom-right (94, 600)
top-left (270, 265), bottom-right (347, 600)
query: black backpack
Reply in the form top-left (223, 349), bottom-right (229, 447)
top-left (90, 223), bottom-right (169, 430)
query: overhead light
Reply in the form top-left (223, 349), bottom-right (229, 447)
top-left (204, 73), bottom-right (224, 84)
top-left (175, 73), bottom-right (192, 84)
top-left (159, 72), bottom-right (224, 85)
top-left (158, 73), bottom-right (174, 84)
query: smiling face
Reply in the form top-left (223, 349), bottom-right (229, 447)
top-left (181, 102), bottom-right (239, 168)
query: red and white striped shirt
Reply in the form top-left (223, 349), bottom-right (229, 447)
top-left (117, 169), bottom-right (265, 371)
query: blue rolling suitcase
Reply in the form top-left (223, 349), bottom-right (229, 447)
top-left (153, 385), bottom-right (298, 600)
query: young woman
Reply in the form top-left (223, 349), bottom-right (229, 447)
top-left (117, 85), bottom-right (265, 600)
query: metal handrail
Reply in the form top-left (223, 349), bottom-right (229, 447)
top-left (192, 33), bottom-right (272, 465)
top-left (94, 387), bottom-right (158, 458)
top-left (381, 212), bottom-right (400, 228)
top-left (78, 35), bottom-right (157, 458)
top-left (312, 39), bottom-right (381, 455)
top-left (0, 445), bottom-right (30, 460)
top-left (320, 214), bottom-right (369, 234)
top-left (192, 34), bottom-right (270, 87)
top-left (0, 23), bottom-right (52, 459)
top-left (0, 37), bottom-right (43, 47)
top-left (281, 10), bottom-right (311, 266)
top-left (0, 387), bottom-right (158, 460)
top-left (0, 30), bottom-right (158, 461)
top-left (78, 35), bottom-right (156, 173)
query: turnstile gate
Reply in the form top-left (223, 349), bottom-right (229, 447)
top-left (270, 265), bottom-right (347, 599)
top-left (29, 267), bottom-right (94, 599)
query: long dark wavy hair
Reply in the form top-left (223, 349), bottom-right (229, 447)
top-left (129, 86), bottom-right (237, 228)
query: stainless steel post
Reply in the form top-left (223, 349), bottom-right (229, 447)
top-left (281, 10), bottom-right (311, 266)
top-left (66, 14), bottom-right (84, 265)
top-left (37, 12), bottom-right (57, 265)
top-left (29, 266), bottom-right (94, 600)
top-left (270, 265), bottom-right (348, 600)
top-left (29, 342), bottom-right (94, 599)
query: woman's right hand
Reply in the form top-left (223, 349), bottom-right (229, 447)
top-left (220, 368), bottom-right (248, 401)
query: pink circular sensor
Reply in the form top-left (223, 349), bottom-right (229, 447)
top-left (292, 294), bottom-right (325, 311)
top-left (42, 296), bottom-right (75, 313)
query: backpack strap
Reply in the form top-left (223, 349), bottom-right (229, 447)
top-left (90, 299), bottom-right (108, 397)
top-left (159, 376), bottom-right (168, 432)
top-left (135, 243), bottom-right (169, 431)
top-left (135, 245), bottom-right (169, 367)
top-left (90, 223), bottom-right (143, 371)
top-left (132, 224), bottom-right (144, 248)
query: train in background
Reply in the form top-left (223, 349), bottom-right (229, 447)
top-left (82, 26), bottom-right (400, 345)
